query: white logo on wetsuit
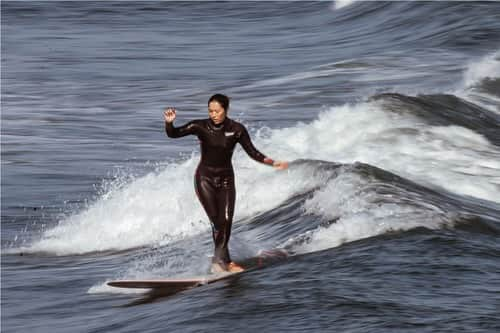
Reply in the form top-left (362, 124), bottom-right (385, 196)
top-left (224, 132), bottom-right (235, 136)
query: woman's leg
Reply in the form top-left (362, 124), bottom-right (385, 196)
top-left (213, 175), bottom-right (236, 266)
top-left (194, 171), bottom-right (236, 268)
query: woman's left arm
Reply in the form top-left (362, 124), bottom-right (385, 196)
top-left (238, 126), bottom-right (288, 170)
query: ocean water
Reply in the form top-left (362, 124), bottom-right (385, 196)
top-left (2, 1), bottom-right (500, 332)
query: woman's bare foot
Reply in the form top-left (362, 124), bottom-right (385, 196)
top-left (211, 261), bottom-right (244, 274)
top-left (227, 262), bottom-right (244, 273)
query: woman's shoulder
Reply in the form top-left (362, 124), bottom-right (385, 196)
top-left (227, 118), bottom-right (246, 131)
top-left (186, 119), bottom-right (207, 127)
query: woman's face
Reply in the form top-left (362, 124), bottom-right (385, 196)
top-left (208, 101), bottom-right (226, 125)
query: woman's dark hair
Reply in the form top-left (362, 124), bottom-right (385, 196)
top-left (208, 94), bottom-right (230, 112)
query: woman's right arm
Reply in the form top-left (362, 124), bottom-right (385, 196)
top-left (164, 107), bottom-right (197, 138)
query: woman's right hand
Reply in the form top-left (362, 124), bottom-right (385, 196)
top-left (164, 107), bottom-right (176, 123)
top-left (273, 160), bottom-right (289, 170)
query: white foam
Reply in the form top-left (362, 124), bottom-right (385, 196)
top-left (23, 159), bottom-right (208, 255)
top-left (463, 50), bottom-right (500, 89)
top-left (332, 0), bottom-right (357, 10)
top-left (457, 50), bottom-right (500, 113)
top-left (263, 102), bottom-right (500, 203)
top-left (19, 144), bottom-right (326, 255)
top-left (283, 171), bottom-right (455, 254)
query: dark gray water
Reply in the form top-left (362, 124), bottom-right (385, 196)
top-left (2, 1), bottom-right (500, 332)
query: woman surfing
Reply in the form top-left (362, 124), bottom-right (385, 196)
top-left (164, 94), bottom-right (288, 273)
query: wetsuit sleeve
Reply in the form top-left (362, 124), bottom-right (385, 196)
top-left (165, 121), bottom-right (198, 138)
top-left (238, 126), bottom-right (274, 166)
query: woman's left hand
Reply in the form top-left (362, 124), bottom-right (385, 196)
top-left (273, 161), bottom-right (289, 170)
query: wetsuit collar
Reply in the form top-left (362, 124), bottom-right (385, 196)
top-left (209, 117), bottom-right (229, 130)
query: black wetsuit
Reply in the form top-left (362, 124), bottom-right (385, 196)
top-left (165, 117), bottom-right (273, 267)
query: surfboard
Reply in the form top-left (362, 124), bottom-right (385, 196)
top-left (107, 272), bottom-right (238, 289)
top-left (107, 248), bottom-right (288, 290)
